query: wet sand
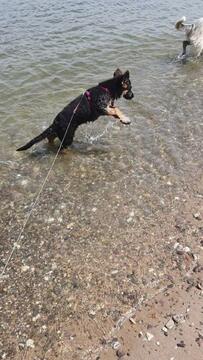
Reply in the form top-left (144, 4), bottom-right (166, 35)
top-left (98, 266), bottom-right (203, 360)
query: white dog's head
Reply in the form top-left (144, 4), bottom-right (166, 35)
top-left (175, 16), bottom-right (186, 30)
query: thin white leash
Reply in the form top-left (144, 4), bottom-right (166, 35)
top-left (0, 92), bottom-right (86, 279)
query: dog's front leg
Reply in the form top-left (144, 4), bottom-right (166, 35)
top-left (106, 106), bottom-right (131, 124)
top-left (182, 40), bottom-right (190, 55)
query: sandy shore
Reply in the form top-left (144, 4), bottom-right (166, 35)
top-left (96, 261), bottom-right (203, 360)
top-left (1, 171), bottom-right (202, 360)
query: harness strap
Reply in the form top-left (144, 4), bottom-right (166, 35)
top-left (85, 90), bottom-right (91, 102)
top-left (85, 86), bottom-right (112, 109)
top-left (100, 85), bottom-right (111, 95)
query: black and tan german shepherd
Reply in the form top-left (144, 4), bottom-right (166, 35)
top-left (17, 68), bottom-right (134, 151)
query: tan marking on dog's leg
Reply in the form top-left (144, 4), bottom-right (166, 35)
top-left (106, 106), bottom-right (119, 118)
top-left (106, 106), bottom-right (131, 124)
top-left (114, 107), bottom-right (131, 124)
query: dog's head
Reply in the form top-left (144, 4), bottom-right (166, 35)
top-left (175, 16), bottom-right (186, 30)
top-left (114, 68), bottom-right (134, 100)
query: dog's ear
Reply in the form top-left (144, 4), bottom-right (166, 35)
top-left (114, 68), bottom-right (123, 77)
top-left (122, 70), bottom-right (130, 79)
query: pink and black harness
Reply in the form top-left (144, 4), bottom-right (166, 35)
top-left (85, 86), bottom-right (112, 108)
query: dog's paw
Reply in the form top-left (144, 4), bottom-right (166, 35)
top-left (120, 116), bottom-right (131, 125)
top-left (59, 148), bottom-right (70, 155)
top-left (178, 53), bottom-right (186, 60)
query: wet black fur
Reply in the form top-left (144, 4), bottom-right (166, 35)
top-left (16, 70), bottom-right (133, 151)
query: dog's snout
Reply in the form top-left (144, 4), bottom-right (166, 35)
top-left (123, 91), bottom-right (134, 100)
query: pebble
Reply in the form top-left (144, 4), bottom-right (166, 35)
top-left (177, 340), bottom-right (185, 348)
top-left (46, 217), bottom-right (55, 223)
top-left (195, 332), bottom-right (203, 347)
top-left (145, 332), bottom-right (154, 341)
top-left (88, 310), bottom-right (96, 317)
top-left (198, 332), bottom-right (203, 339)
top-left (172, 314), bottom-right (185, 324)
top-left (59, 203), bottom-right (66, 209)
top-left (127, 211), bottom-right (135, 223)
top-left (129, 317), bottom-right (136, 324)
top-left (13, 242), bottom-right (21, 249)
top-left (51, 263), bottom-right (57, 270)
top-left (112, 340), bottom-right (121, 350)
top-left (26, 339), bottom-right (35, 348)
top-left (116, 350), bottom-right (125, 358)
top-left (165, 318), bottom-right (175, 330)
top-left (193, 212), bottom-right (201, 220)
top-left (18, 343), bottom-right (25, 350)
top-left (161, 326), bottom-right (168, 335)
top-left (67, 222), bottom-right (74, 229)
top-left (174, 243), bottom-right (184, 255)
top-left (32, 314), bottom-right (41, 322)
top-left (196, 282), bottom-right (202, 290)
top-left (21, 265), bottom-right (30, 272)
top-left (174, 242), bottom-right (191, 255)
top-left (192, 253), bottom-right (198, 261)
top-left (183, 246), bottom-right (191, 253)
top-left (193, 264), bottom-right (203, 273)
top-left (111, 270), bottom-right (119, 275)
top-left (21, 179), bottom-right (29, 186)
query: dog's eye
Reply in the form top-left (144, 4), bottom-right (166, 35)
top-left (122, 81), bottom-right (128, 89)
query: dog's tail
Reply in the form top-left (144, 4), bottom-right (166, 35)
top-left (16, 126), bottom-right (55, 151)
top-left (175, 16), bottom-right (187, 30)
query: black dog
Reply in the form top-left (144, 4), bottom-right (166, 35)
top-left (17, 69), bottom-right (134, 151)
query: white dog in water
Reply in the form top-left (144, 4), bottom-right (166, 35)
top-left (175, 16), bottom-right (203, 58)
